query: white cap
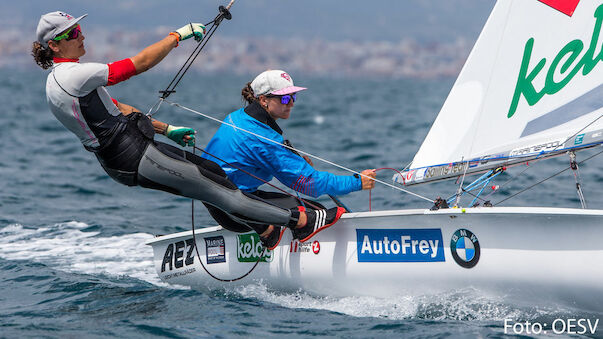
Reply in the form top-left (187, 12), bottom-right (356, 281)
top-left (36, 11), bottom-right (88, 48)
top-left (250, 70), bottom-right (307, 97)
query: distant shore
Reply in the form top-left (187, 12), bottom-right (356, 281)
top-left (13, 29), bottom-right (471, 78)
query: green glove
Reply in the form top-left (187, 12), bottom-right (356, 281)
top-left (174, 23), bottom-right (206, 42)
top-left (166, 125), bottom-right (195, 147)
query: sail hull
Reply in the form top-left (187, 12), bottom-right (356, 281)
top-left (147, 207), bottom-right (603, 300)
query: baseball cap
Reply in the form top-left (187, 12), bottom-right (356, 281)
top-left (250, 70), bottom-right (307, 97)
top-left (36, 11), bottom-right (88, 48)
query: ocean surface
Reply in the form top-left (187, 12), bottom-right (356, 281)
top-left (1, 67), bottom-right (603, 338)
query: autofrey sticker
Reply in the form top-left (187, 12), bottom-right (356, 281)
top-left (357, 229), bottom-right (445, 262)
top-left (575, 133), bottom-right (585, 145)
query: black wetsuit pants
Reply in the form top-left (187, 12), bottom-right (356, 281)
top-left (205, 191), bottom-right (325, 233)
top-left (93, 114), bottom-right (296, 233)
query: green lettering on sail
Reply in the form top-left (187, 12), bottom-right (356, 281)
top-left (508, 4), bottom-right (603, 118)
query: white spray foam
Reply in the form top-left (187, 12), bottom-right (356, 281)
top-left (0, 223), bottom-right (571, 320)
top-left (232, 282), bottom-right (567, 321)
top-left (0, 222), bottom-right (167, 286)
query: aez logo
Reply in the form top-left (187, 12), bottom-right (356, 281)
top-left (357, 229), bottom-right (445, 262)
top-left (161, 238), bottom-right (195, 272)
top-left (450, 229), bottom-right (481, 268)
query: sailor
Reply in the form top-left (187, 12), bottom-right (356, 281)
top-left (32, 11), bottom-right (342, 249)
top-left (202, 70), bottom-right (376, 246)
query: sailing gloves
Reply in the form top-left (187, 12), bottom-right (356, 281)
top-left (165, 125), bottom-right (195, 147)
top-left (173, 23), bottom-right (206, 42)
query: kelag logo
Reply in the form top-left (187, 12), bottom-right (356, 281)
top-left (356, 229), bottom-right (445, 262)
top-left (237, 233), bottom-right (273, 262)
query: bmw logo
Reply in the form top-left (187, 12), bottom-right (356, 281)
top-left (450, 229), bottom-right (480, 268)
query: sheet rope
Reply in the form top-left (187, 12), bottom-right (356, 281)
top-left (162, 99), bottom-right (434, 203)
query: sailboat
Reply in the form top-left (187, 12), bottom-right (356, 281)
top-left (146, 0), bottom-right (603, 298)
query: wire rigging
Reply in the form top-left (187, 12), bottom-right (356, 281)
top-left (159, 3), bottom-right (234, 101)
top-left (163, 99), bottom-right (435, 203)
top-left (494, 147), bottom-right (603, 206)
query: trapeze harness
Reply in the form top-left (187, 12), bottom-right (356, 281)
top-left (45, 58), bottom-right (299, 231)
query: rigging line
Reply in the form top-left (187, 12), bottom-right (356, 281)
top-left (168, 22), bottom-right (221, 94)
top-left (470, 107), bottom-right (603, 199)
top-left (164, 99), bottom-right (434, 202)
top-left (192, 145), bottom-right (324, 211)
top-left (160, 22), bottom-right (220, 98)
top-left (477, 110), bottom-right (603, 196)
top-left (190, 143), bottom-right (265, 283)
top-left (160, 2), bottom-right (235, 99)
top-left (162, 19), bottom-right (218, 95)
top-left (146, 98), bottom-right (164, 117)
top-left (283, 139), bottom-right (350, 212)
top-left (453, 156), bottom-right (468, 207)
top-left (494, 147), bottom-right (603, 206)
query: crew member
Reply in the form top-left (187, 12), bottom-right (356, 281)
top-left (202, 70), bottom-right (376, 247)
top-left (33, 12), bottom-right (342, 249)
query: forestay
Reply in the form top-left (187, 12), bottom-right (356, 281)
top-left (395, 0), bottom-right (603, 186)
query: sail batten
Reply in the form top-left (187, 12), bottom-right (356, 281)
top-left (396, 0), bottom-right (603, 186)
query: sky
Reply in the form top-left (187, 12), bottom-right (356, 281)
top-left (6, 0), bottom-right (496, 43)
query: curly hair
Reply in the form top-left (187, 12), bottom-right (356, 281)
top-left (241, 81), bottom-right (257, 105)
top-left (32, 41), bottom-right (54, 70)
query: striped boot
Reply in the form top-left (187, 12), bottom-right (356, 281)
top-left (292, 206), bottom-right (346, 242)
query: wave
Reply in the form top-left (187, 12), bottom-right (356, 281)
top-left (1, 222), bottom-right (597, 325)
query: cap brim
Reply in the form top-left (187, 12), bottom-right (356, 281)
top-left (55, 13), bottom-right (88, 37)
top-left (270, 86), bottom-right (307, 96)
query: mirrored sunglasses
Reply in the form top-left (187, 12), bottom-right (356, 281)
top-left (270, 93), bottom-right (296, 105)
top-left (53, 25), bottom-right (81, 42)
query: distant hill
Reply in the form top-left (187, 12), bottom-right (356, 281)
top-left (10, 0), bottom-right (495, 42)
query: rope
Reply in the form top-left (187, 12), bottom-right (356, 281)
top-left (161, 1), bottom-right (267, 283)
top-left (159, 2), bottom-right (235, 100)
top-left (495, 147), bottom-right (603, 206)
top-left (164, 99), bottom-right (434, 203)
top-left (193, 145), bottom-right (324, 210)
top-left (483, 110), bottom-right (603, 202)
top-left (189, 144), bottom-right (266, 283)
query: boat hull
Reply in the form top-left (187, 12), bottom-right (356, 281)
top-left (146, 207), bottom-right (603, 300)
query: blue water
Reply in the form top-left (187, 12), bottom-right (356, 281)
top-left (2, 68), bottom-right (603, 338)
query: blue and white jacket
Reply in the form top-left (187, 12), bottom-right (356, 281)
top-left (202, 102), bottom-right (362, 197)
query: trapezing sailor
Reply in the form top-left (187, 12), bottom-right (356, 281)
top-left (32, 11), bottom-right (344, 247)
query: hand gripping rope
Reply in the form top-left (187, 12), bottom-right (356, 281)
top-left (146, 1), bottom-right (235, 117)
top-left (152, 1), bottom-right (270, 283)
top-left (159, 2), bottom-right (234, 100)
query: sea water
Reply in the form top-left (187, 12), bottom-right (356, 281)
top-left (2, 68), bottom-right (602, 338)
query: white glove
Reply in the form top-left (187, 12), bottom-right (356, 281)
top-left (174, 23), bottom-right (206, 42)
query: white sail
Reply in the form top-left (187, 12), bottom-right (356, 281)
top-left (396, 0), bottom-right (603, 186)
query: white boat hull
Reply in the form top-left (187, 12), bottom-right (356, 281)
top-left (146, 207), bottom-right (603, 300)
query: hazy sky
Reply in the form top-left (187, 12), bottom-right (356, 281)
top-left (8, 0), bottom-right (496, 42)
